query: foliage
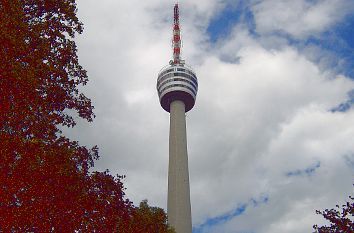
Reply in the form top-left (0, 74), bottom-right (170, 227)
top-left (0, 0), bottom-right (94, 139)
top-left (0, 135), bottom-right (96, 232)
top-left (128, 200), bottom-right (176, 233)
top-left (313, 193), bottom-right (354, 232)
top-left (0, 0), bottom-right (96, 231)
top-left (83, 171), bottom-right (133, 232)
top-left (0, 0), bottom-right (172, 232)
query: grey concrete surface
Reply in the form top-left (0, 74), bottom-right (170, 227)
top-left (168, 100), bottom-right (192, 233)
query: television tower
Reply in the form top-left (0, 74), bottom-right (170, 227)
top-left (156, 3), bottom-right (198, 233)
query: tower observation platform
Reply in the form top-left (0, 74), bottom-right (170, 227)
top-left (157, 64), bottom-right (198, 112)
top-left (156, 3), bottom-right (197, 233)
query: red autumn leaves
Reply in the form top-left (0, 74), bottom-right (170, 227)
top-left (0, 0), bottom-right (173, 232)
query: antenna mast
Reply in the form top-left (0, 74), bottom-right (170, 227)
top-left (172, 3), bottom-right (183, 65)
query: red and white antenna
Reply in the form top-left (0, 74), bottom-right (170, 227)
top-left (172, 3), bottom-right (183, 65)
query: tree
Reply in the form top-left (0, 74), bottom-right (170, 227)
top-left (0, 136), bottom-right (98, 232)
top-left (1, 0), bottom-right (97, 231)
top-left (313, 192), bottom-right (354, 232)
top-left (0, 0), bottom-right (172, 232)
top-left (128, 200), bottom-right (175, 233)
top-left (83, 171), bottom-right (133, 232)
top-left (0, 0), bottom-right (94, 139)
top-left (83, 174), bottom-right (175, 233)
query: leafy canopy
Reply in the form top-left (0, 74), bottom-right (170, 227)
top-left (0, 0), bottom-right (173, 232)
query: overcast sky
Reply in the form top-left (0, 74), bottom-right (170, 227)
top-left (65, 1), bottom-right (354, 232)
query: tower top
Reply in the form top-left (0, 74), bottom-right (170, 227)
top-left (171, 3), bottom-right (184, 65)
top-left (157, 3), bottom-right (198, 113)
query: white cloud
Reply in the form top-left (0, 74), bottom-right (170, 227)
top-left (65, 1), bottom-right (354, 233)
top-left (252, 0), bottom-right (354, 38)
top-left (189, 35), bottom-right (354, 228)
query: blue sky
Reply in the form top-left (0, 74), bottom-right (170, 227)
top-left (193, 195), bottom-right (269, 233)
top-left (207, 1), bottom-right (256, 42)
top-left (72, 1), bottom-right (354, 233)
top-left (193, 204), bottom-right (247, 233)
top-left (208, 2), bottom-right (354, 79)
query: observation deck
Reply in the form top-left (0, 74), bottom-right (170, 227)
top-left (157, 64), bottom-right (198, 112)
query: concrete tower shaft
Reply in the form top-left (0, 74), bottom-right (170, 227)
top-left (168, 100), bottom-right (192, 233)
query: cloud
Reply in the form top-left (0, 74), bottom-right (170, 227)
top-left (189, 31), bottom-right (354, 228)
top-left (251, 0), bottom-right (354, 39)
top-left (64, 1), bottom-right (354, 233)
